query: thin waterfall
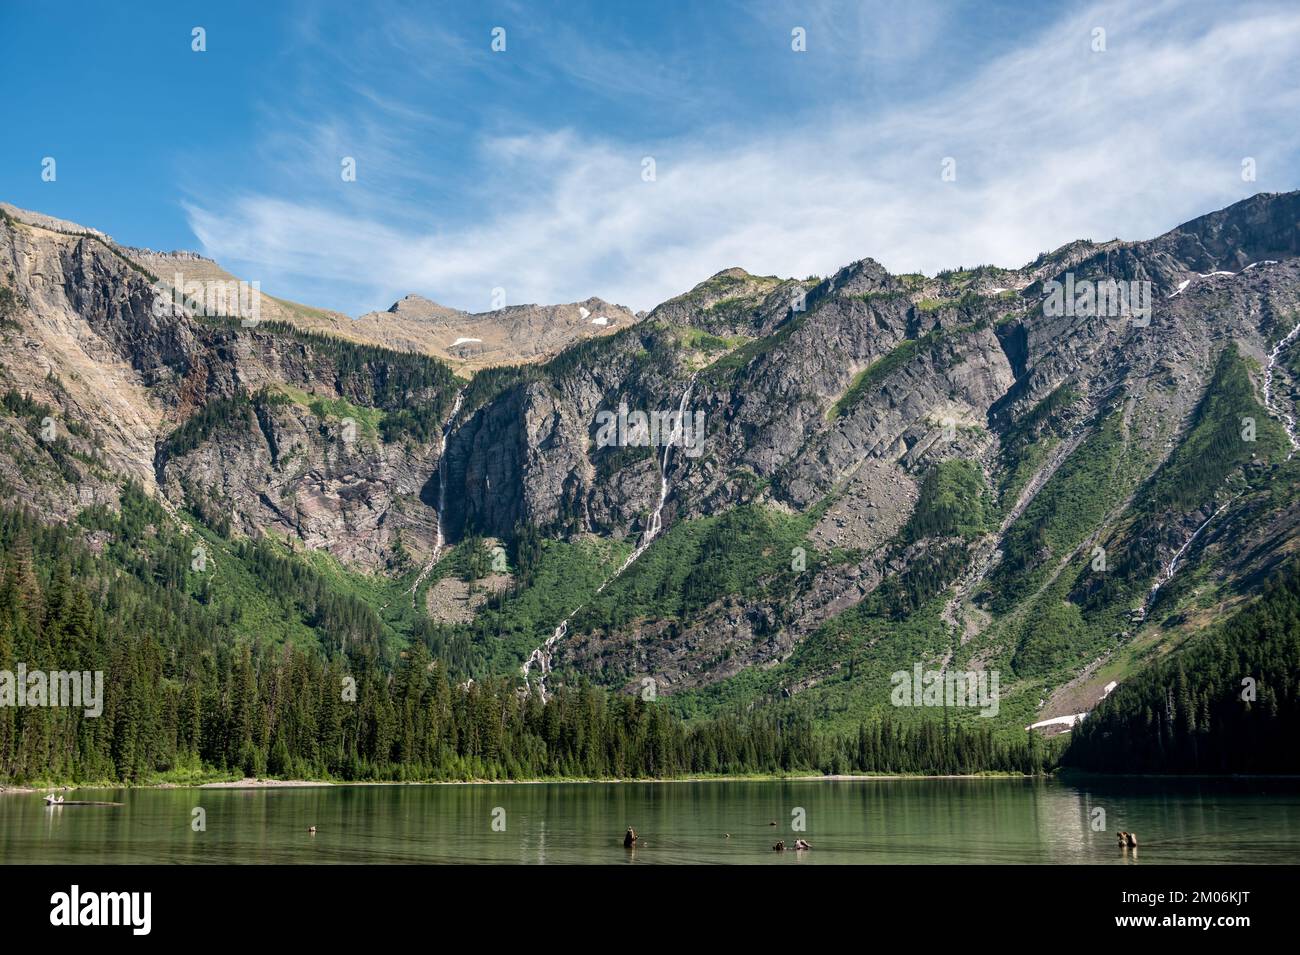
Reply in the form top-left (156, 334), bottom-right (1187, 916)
top-left (1147, 496), bottom-right (1236, 605)
top-left (1264, 316), bottom-right (1300, 458)
top-left (1145, 317), bottom-right (1298, 606)
top-left (522, 377), bottom-right (698, 700)
top-left (406, 388), bottom-right (466, 605)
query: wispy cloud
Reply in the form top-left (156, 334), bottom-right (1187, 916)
top-left (185, 0), bottom-right (1300, 315)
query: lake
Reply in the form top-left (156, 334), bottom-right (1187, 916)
top-left (3, 776), bottom-right (1299, 864)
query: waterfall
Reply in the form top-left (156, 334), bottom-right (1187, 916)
top-left (435, 390), bottom-right (466, 553)
top-left (1147, 496), bottom-right (1235, 605)
top-left (406, 388), bottom-right (465, 605)
top-left (522, 377), bottom-right (698, 700)
top-left (1145, 316), bottom-right (1299, 608)
top-left (1263, 316), bottom-right (1300, 459)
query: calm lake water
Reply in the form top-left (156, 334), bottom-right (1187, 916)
top-left (3, 776), bottom-right (1298, 864)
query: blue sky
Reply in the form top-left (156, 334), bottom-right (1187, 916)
top-left (3, 0), bottom-right (1299, 315)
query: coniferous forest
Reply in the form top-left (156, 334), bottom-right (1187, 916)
top-left (4, 476), bottom-right (1298, 783)
top-left (1064, 556), bottom-right (1300, 773)
top-left (0, 501), bottom-right (1052, 785)
top-left (5, 481), bottom-right (1298, 784)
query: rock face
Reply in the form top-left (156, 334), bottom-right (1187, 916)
top-left (0, 203), bottom-right (635, 572)
top-left (3, 192), bottom-right (1300, 715)
top-left (0, 207), bottom-right (458, 571)
top-left (154, 394), bottom-right (444, 570)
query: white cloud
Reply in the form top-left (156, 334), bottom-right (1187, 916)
top-left (186, 0), bottom-right (1300, 316)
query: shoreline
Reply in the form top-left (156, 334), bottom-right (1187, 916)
top-left (6, 770), bottom-right (1298, 796)
top-left (2, 772), bottom-right (1041, 795)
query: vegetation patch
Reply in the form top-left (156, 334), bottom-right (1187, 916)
top-left (571, 504), bottom-right (815, 634)
top-left (990, 411), bottom-right (1132, 611)
top-left (903, 460), bottom-right (992, 542)
top-left (827, 330), bottom-right (945, 419)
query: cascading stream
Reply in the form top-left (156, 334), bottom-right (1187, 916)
top-left (406, 389), bottom-right (466, 605)
top-left (1145, 296), bottom-right (1297, 607)
top-left (1263, 315), bottom-right (1300, 459)
top-left (522, 377), bottom-right (698, 700)
top-left (1147, 496), bottom-right (1237, 605)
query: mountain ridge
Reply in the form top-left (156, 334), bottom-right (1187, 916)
top-left (2, 190), bottom-right (1298, 745)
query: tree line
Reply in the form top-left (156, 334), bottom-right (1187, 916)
top-left (0, 502), bottom-right (1053, 784)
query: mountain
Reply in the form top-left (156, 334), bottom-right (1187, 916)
top-left (0, 203), bottom-right (640, 375)
top-left (431, 193), bottom-right (1300, 732)
top-left (349, 293), bottom-right (641, 371)
top-left (2, 192), bottom-right (1299, 771)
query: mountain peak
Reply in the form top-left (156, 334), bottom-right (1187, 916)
top-left (710, 267), bottom-right (753, 281)
top-left (825, 256), bottom-right (899, 296)
top-left (386, 293), bottom-right (460, 318)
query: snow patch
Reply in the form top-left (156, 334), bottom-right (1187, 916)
top-left (450, 337), bottom-right (482, 347)
top-left (1027, 713), bottom-right (1086, 731)
top-left (590, 316), bottom-right (609, 326)
top-left (1026, 681), bottom-right (1120, 731)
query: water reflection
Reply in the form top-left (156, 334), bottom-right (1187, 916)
top-left (0, 776), bottom-right (1297, 864)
